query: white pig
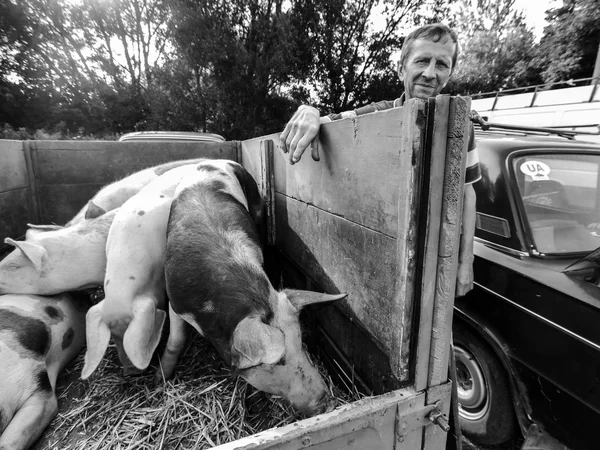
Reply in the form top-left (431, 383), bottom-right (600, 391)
top-left (66, 158), bottom-right (207, 226)
top-left (0, 210), bottom-right (117, 296)
top-left (81, 161), bottom-right (222, 379)
top-left (0, 292), bottom-right (88, 450)
top-left (164, 160), bottom-right (346, 416)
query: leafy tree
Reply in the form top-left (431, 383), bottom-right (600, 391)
top-left (533, 0), bottom-right (600, 83)
top-left (445, 0), bottom-right (540, 95)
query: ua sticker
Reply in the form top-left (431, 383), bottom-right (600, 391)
top-left (520, 161), bottom-right (550, 181)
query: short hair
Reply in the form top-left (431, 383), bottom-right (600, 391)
top-left (399, 23), bottom-right (460, 74)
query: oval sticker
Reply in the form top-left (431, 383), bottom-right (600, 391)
top-left (520, 161), bottom-right (550, 181)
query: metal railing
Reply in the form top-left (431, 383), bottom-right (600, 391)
top-left (470, 77), bottom-right (600, 111)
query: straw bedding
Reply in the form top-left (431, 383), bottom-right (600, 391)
top-left (35, 330), bottom-right (365, 450)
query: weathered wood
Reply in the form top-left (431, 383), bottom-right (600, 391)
top-left (260, 140), bottom-right (276, 246)
top-left (427, 97), bottom-right (470, 386)
top-left (393, 99), bottom-right (427, 381)
top-left (244, 108), bottom-right (406, 237)
top-left (25, 140), bottom-right (238, 223)
top-left (29, 141), bottom-right (237, 185)
top-left (0, 140), bottom-right (28, 191)
top-left (275, 193), bottom-right (401, 360)
top-left (212, 389), bottom-right (424, 450)
top-left (0, 189), bottom-right (35, 242)
top-left (414, 96), bottom-right (451, 392)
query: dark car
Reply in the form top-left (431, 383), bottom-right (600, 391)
top-left (453, 128), bottom-right (600, 450)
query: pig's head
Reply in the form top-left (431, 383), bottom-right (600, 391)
top-left (0, 237), bottom-right (51, 295)
top-left (0, 213), bottom-right (114, 295)
top-left (230, 289), bottom-right (347, 417)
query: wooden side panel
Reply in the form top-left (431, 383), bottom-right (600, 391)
top-left (0, 141), bottom-right (35, 246)
top-left (244, 108), bottom-right (406, 237)
top-left (28, 140), bottom-right (238, 224)
top-left (0, 140), bottom-right (28, 191)
top-left (242, 104), bottom-right (425, 386)
top-left (275, 193), bottom-right (399, 375)
top-left (212, 389), bottom-right (425, 450)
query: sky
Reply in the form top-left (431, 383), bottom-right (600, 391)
top-left (514, 0), bottom-right (560, 40)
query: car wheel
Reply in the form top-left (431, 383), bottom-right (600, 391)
top-left (453, 323), bottom-right (518, 445)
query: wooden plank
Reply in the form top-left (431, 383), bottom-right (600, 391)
top-left (212, 389), bottom-right (424, 450)
top-left (275, 193), bottom-right (402, 371)
top-left (30, 140), bottom-right (238, 185)
top-left (392, 99), bottom-right (427, 381)
top-left (0, 140), bottom-right (27, 191)
top-left (260, 140), bottom-right (276, 246)
top-left (427, 97), bottom-right (470, 386)
top-left (414, 96), bottom-right (450, 392)
top-left (0, 189), bottom-right (35, 242)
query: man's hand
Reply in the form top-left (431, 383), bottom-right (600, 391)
top-left (280, 105), bottom-right (321, 165)
top-left (455, 260), bottom-right (474, 297)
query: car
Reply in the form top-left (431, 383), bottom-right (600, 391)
top-left (118, 131), bottom-right (226, 142)
top-left (453, 126), bottom-right (600, 450)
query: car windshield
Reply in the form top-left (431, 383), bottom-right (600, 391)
top-left (514, 153), bottom-right (600, 255)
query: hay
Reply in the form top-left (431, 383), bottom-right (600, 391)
top-left (35, 332), bottom-right (366, 450)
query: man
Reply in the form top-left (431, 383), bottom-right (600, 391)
top-left (280, 23), bottom-right (481, 297)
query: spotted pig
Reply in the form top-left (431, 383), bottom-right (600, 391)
top-left (0, 293), bottom-right (87, 450)
top-left (165, 160), bottom-right (346, 416)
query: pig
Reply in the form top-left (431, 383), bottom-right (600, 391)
top-left (0, 292), bottom-right (88, 450)
top-left (66, 158), bottom-right (207, 226)
top-left (164, 160), bottom-right (347, 416)
top-left (0, 210), bottom-right (117, 296)
top-left (81, 161), bottom-right (216, 380)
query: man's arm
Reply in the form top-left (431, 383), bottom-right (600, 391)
top-left (280, 100), bottom-right (397, 165)
top-left (456, 183), bottom-right (476, 297)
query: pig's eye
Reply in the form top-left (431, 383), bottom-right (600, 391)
top-left (3, 263), bottom-right (21, 271)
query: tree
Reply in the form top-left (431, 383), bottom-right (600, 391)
top-left (533, 0), bottom-right (600, 83)
top-left (445, 0), bottom-right (540, 94)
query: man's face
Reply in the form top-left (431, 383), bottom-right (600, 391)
top-left (400, 37), bottom-right (455, 100)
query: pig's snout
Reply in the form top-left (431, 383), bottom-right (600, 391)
top-left (298, 390), bottom-right (334, 417)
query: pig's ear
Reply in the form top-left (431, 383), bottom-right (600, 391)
top-left (284, 289), bottom-right (347, 312)
top-left (81, 302), bottom-right (111, 380)
top-left (123, 299), bottom-right (167, 370)
top-left (25, 224), bottom-right (63, 239)
top-left (26, 223), bottom-right (63, 231)
top-left (4, 238), bottom-right (48, 272)
top-left (231, 316), bottom-right (285, 370)
top-left (85, 201), bottom-right (107, 220)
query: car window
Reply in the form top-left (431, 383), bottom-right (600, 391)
top-left (513, 153), bottom-right (600, 254)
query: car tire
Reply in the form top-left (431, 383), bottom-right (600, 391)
top-left (453, 322), bottom-right (518, 445)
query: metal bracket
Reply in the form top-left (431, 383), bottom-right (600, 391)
top-left (396, 399), bottom-right (451, 442)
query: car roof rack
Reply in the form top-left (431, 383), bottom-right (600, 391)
top-left (471, 116), bottom-right (600, 140)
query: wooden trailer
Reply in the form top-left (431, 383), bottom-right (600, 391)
top-left (0, 95), bottom-right (471, 450)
